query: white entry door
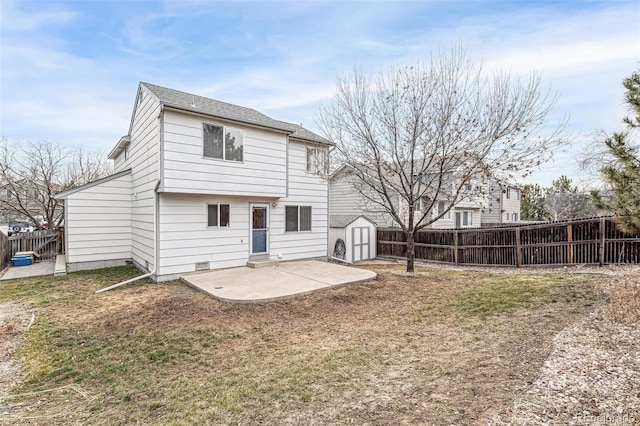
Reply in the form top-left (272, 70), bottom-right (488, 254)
top-left (250, 204), bottom-right (269, 255)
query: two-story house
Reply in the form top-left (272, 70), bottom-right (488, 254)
top-left (480, 184), bottom-right (521, 225)
top-left (55, 82), bottom-right (332, 282)
top-left (329, 166), bottom-right (520, 229)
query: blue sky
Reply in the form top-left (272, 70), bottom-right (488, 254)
top-left (1, 0), bottom-right (638, 186)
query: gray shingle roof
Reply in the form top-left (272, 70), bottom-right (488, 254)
top-left (141, 82), bottom-right (332, 146)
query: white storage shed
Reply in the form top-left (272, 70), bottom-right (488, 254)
top-left (329, 215), bottom-right (377, 263)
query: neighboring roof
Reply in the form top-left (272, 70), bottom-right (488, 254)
top-left (329, 214), bottom-right (377, 228)
top-left (141, 82), bottom-right (332, 146)
top-left (108, 135), bottom-right (131, 160)
top-left (54, 169), bottom-right (131, 200)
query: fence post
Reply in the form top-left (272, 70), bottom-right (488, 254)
top-left (567, 220), bottom-right (573, 264)
top-left (453, 230), bottom-right (459, 265)
top-left (599, 217), bottom-right (606, 266)
top-left (515, 227), bottom-right (521, 268)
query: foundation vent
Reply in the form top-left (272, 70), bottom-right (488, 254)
top-left (195, 262), bottom-right (210, 271)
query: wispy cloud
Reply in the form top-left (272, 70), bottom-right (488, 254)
top-left (1, 0), bottom-right (638, 186)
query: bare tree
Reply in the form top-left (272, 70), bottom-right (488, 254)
top-left (317, 47), bottom-right (566, 272)
top-left (543, 176), bottom-right (599, 221)
top-left (0, 139), bottom-right (113, 229)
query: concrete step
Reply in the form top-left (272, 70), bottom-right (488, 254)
top-left (247, 259), bottom-right (279, 269)
top-left (54, 254), bottom-right (67, 276)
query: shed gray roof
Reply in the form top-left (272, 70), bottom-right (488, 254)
top-left (329, 215), bottom-right (376, 228)
top-left (141, 82), bottom-right (332, 146)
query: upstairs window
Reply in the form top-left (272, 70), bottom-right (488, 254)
top-left (463, 211), bottom-right (473, 226)
top-left (506, 188), bottom-right (511, 199)
top-left (306, 147), bottom-right (327, 176)
top-left (286, 206), bottom-right (312, 232)
top-left (437, 201), bottom-right (450, 219)
top-left (207, 204), bottom-right (230, 227)
top-left (203, 123), bottom-right (243, 162)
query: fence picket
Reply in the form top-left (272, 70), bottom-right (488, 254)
top-left (377, 217), bottom-right (640, 267)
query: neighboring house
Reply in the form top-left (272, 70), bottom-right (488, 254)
top-left (55, 82), bottom-right (332, 281)
top-left (329, 166), bottom-right (521, 229)
top-left (480, 184), bottom-right (521, 225)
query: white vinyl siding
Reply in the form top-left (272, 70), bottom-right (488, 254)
top-left (156, 139), bottom-right (329, 279)
top-left (122, 87), bottom-right (161, 272)
top-left (158, 194), bottom-right (252, 277)
top-left (269, 140), bottom-right (328, 261)
top-left (162, 110), bottom-right (287, 197)
top-left (64, 172), bottom-right (131, 265)
top-left (329, 171), bottom-right (394, 227)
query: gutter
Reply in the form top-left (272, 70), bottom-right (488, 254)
top-left (96, 179), bottom-right (161, 293)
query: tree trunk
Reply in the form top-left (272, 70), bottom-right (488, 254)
top-left (406, 230), bottom-right (415, 272)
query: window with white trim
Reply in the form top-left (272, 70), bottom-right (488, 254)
top-left (285, 206), bottom-right (312, 232)
top-left (203, 123), bottom-right (243, 162)
top-left (207, 204), bottom-right (230, 227)
top-left (462, 210), bottom-right (473, 226)
top-left (306, 147), bottom-right (327, 176)
top-left (506, 188), bottom-right (511, 199)
top-left (437, 201), bottom-right (450, 219)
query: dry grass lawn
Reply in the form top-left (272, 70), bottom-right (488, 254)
top-left (0, 264), bottom-right (601, 425)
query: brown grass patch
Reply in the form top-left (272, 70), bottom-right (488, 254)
top-left (0, 265), bottom-right (601, 425)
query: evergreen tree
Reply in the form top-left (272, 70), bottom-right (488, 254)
top-left (591, 70), bottom-right (640, 233)
top-left (521, 183), bottom-right (546, 221)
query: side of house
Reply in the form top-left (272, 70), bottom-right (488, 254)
top-left (55, 170), bottom-right (132, 271)
top-left (480, 184), bottom-right (522, 225)
top-left (57, 82), bottom-right (331, 281)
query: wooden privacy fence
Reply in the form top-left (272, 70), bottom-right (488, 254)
top-left (0, 231), bottom-right (8, 270)
top-left (8, 229), bottom-right (62, 261)
top-left (377, 217), bottom-right (640, 267)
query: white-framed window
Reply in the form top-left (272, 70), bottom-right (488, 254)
top-left (285, 205), bottom-right (312, 232)
top-left (207, 204), bottom-right (230, 227)
top-left (512, 212), bottom-right (519, 222)
top-left (203, 123), bottom-right (244, 162)
top-left (462, 210), bottom-right (473, 226)
top-left (516, 190), bottom-right (521, 201)
top-left (506, 188), bottom-right (511, 199)
top-left (306, 147), bottom-right (327, 176)
top-left (437, 201), bottom-right (450, 219)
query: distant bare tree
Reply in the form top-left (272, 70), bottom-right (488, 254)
top-left (543, 176), bottom-right (598, 221)
top-left (317, 47), bottom-right (566, 272)
top-left (0, 139), bottom-right (113, 229)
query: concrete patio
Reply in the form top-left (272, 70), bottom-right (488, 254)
top-left (1, 260), bottom-right (55, 280)
top-left (181, 260), bottom-right (377, 303)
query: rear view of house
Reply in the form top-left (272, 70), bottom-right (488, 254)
top-left (56, 82), bottom-right (332, 281)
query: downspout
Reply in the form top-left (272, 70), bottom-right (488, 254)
top-left (96, 180), bottom-right (161, 293)
top-left (327, 145), bottom-right (335, 259)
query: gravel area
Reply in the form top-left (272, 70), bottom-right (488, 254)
top-left (0, 302), bottom-right (33, 414)
top-left (392, 260), bottom-right (640, 425)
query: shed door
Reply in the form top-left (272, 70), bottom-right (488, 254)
top-left (352, 226), bottom-right (370, 262)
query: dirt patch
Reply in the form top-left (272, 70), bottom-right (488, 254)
top-left (0, 302), bottom-right (32, 409)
